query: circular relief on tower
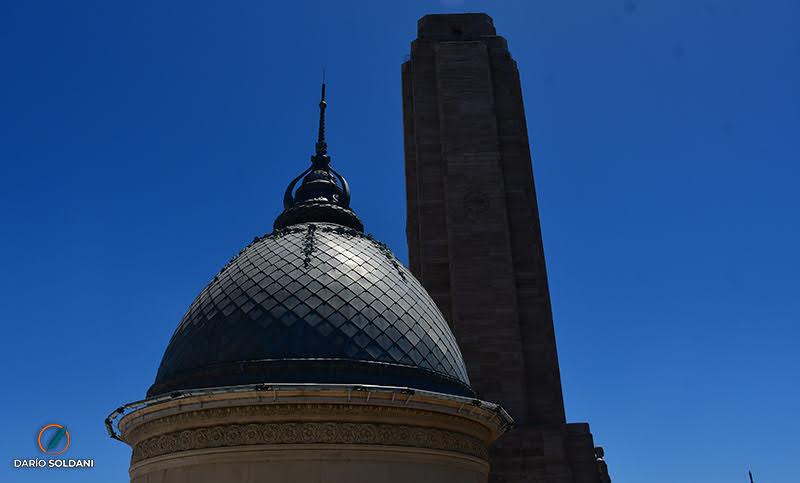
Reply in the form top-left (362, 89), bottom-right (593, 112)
top-left (462, 191), bottom-right (490, 221)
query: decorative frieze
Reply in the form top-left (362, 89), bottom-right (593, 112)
top-left (132, 421), bottom-right (487, 462)
top-left (122, 400), bottom-right (493, 445)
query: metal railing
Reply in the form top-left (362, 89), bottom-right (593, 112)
top-left (105, 382), bottom-right (514, 441)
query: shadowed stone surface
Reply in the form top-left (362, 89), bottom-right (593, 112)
top-left (402, 12), bottom-right (607, 482)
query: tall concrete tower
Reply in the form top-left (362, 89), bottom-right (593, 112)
top-left (402, 14), bottom-right (608, 482)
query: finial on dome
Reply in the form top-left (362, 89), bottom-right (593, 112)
top-left (315, 70), bottom-right (327, 158)
top-left (274, 79), bottom-right (363, 232)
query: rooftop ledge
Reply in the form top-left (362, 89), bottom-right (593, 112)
top-left (107, 382), bottom-right (514, 444)
top-left (417, 13), bottom-right (497, 40)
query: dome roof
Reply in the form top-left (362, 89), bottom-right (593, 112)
top-left (149, 222), bottom-right (472, 398)
top-left (148, 83), bottom-right (473, 398)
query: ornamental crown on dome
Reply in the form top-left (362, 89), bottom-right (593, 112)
top-left (273, 82), bottom-right (363, 232)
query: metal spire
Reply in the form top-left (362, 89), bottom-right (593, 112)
top-left (315, 69), bottom-right (327, 157)
top-left (274, 75), bottom-right (361, 231)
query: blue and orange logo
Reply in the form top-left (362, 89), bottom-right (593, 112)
top-left (37, 424), bottom-right (70, 455)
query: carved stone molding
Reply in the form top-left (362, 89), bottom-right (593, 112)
top-left (118, 387), bottom-right (511, 476)
top-left (122, 401), bottom-right (492, 446)
top-left (132, 421), bottom-right (487, 462)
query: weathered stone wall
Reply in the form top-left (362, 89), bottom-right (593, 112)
top-left (402, 13), bottom-right (602, 482)
top-left (403, 11), bottom-right (564, 432)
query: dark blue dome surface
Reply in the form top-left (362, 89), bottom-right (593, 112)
top-left (148, 222), bottom-right (473, 398)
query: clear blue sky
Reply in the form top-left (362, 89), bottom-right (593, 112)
top-left (1, 1), bottom-right (797, 482)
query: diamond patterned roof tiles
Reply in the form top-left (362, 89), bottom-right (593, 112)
top-left (148, 222), bottom-right (473, 398)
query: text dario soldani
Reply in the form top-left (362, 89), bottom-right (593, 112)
top-left (12, 424), bottom-right (94, 469)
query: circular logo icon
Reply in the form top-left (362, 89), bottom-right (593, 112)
top-left (38, 424), bottom-right (70, 455)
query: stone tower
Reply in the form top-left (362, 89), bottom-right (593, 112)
top-left (402, 13), bottom-right (607, 482)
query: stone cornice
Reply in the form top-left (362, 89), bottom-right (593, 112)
top-left (119, 387), bottom-right (507, 441)
top-left (118, 387), bottom-right (509, 464)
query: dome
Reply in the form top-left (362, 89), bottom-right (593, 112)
top-left (148, 223), bottom-right (472, 398)
top-left (147, 84), bottom-right (474, 398)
